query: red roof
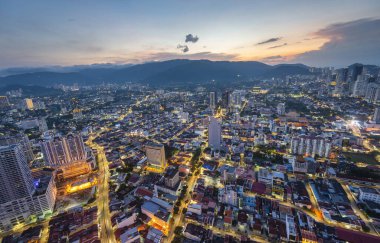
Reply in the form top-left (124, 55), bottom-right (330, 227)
top-left (335, 227), bottom-right (380, 243)
top-left (134, 187), bottom-right (153, 198)
top-left (251, 182), bottom-right (266, 195)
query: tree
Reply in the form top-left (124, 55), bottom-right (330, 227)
top-left (173, 206), bottom-right (179, 214)
top-left (174, 226), bottom-right (183, 235)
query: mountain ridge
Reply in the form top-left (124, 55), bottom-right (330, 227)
top-left (0, 59), bottom-right (314, 87)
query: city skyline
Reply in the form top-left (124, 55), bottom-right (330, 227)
top-left (1, 0), bottom-right (380, 68)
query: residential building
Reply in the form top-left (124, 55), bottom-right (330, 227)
top-left (359, 187), bottom-right (380, 204)
top-left (208, 116), bottom-right (221, 150)
top-left (41, 134), bottom-right (86, 167)
top-left (0, 134), bottom-right (34, 162)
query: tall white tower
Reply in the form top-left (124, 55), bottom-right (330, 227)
top-left (208, 116), bottom-right (221, 150)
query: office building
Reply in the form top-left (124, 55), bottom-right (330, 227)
top-left (209, 91), bottom-right (216, 109)
top-left (0, 134), bottom-right (34, 162)
top-left (208, 116), bottom-right (221, 150)
top-left (41, 134), bottom-right (86, 167)
top-left (145, 143), bottom-right (166, 172)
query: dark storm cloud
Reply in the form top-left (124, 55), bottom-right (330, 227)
top-left (177, 44), bottom-right (189, 53)
top-left (256, 37), bottom-right (281, 45)
top-left (294, 18), bottom-right (380, 66)
top-left (268, 43), bottom-right (287, 49)
top-left (185, 34), bottom-right (199, 43)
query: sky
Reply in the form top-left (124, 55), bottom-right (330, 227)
top-left (0, 0), bottom-right (380, 68)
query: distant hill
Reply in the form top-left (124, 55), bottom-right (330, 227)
top-left (0, 59), bottom-right (313, 87)
top-left (0, 84), bottom-right (63, 96)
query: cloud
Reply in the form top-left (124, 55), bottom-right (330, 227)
top-left (177, 44), bottom-right (189, 53)
top-left (185, 34), bottom-right (199, 43)
top-left (256, 37), bottom-right (281, 45)
top-left (259, 55), bottom-right (288, 64)
top-left (293, 18), bottom-right (380, 66)
top-left (149, 51), bottom-right (238, 61)
top-left (268, 43), bottom-right (287, 49)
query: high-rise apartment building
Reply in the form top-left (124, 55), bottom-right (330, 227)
top-left (208, 116), bottom-right (221, 150)
top-left (0, 145), bottom-right (56, 230)
top-left (365, 83), bottom-right (380, 104)
top-left (0, 145), bottom-right (35, 204)
top-left (221, 91), bottom-right (231, 108)
top-left (290, 135), bottom-right (332, 158)
top-left (209, 91), bottom-right (216, 109)
top-left (0, 134), bottom-right (34, 162)
top-left (41, 134), bottom-right (86, 167)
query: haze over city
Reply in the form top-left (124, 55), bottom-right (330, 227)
top-left (1, 1), bottom-right (380, 243)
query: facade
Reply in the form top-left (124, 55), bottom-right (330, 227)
top-left (222, 91), bottom-right (231, 108)
top-left (218, 185), bottom-right (238, 206)
top-left (365, 83), bottom-right (380, 104)
top-left (0, 174), bottom-right (56, 231)
top-left (0, 134), bottom-right (34, 162)
top-left (272, 172), bottom-right (285, 199)
top-left (209, 91), bottom-right (216, 109)
top-left (290, 135), bottom-right (332, 158)
top-left (292, 156), bottom-right (317, 174)
top-left (145, 143), bottom-right (166, 172)
top-left (164, 166), bottom-right (180, 188)
top-left (373, 107), bottom-right (380, 124)
top-left (208, 116), bottom-right (221, 150)
top-left (0, 145), bottom-right (56, 231)
top-left (41, 134), bottom-right (86, 167)
top-left (359, 187), bottom-right (380, 204)
top-left (0, 145), bottom-right (35, 204)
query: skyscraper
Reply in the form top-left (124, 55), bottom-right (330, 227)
top-left (0, 145), bottom-right (56, 230)
top-left (145, 143), bottom-right (166, 172)
top-left (373, 107), bottom-right (380, 124)
top-left (221, 91), bottom-right (231, 109)
top-left (0, 134), bottom-right (34, 162)
top-left (209, 91), bottom-right (216, 110)
top-left (41, 134), bottom-right (86, 167)
top-left (24, 98), bottom-right (34, 110)
top-left (208, 116), bottom-right (221, 150)
top-left (0, 145), bottom-right (35, 204)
